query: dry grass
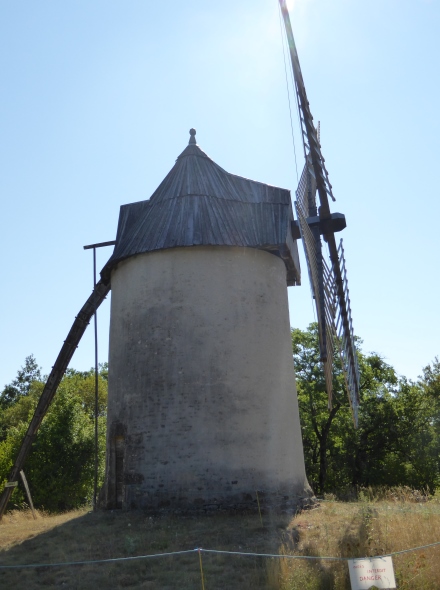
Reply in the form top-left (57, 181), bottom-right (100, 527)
top-left (1, 490), bottom-right (440, 589)
top-left (271, 490), bottom-right (440, 589)
top-left (0, 508), bottom-right (88, 552)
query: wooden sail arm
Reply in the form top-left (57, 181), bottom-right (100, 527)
top-left (278, 0), bottom-right (334, 218)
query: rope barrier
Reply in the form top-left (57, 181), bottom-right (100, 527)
top-left (202, 540), bottom-right (440, 561)
top-left (0, 549), bottom-right (196, 570)
top-left (1, 541), bottom-right (440, 570)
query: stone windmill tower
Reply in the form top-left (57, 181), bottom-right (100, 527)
top-left (101, 129), bottom-right (311, 511)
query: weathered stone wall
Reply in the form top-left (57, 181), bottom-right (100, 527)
top-left (104, 246), bottom-right (312, 512)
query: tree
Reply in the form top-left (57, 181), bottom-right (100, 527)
top-left (0, 364), bottom-right (108, 511)
top-left (292, 324), bottom-right (351, 494)
top-left (0, 354), bottom-right (42, 409)
top-left (347, 354), bottom-right (399, 488)
top-left (397, 358), bottom-right (440, 491)
top-left (293, 324), bottom-right (440, 494)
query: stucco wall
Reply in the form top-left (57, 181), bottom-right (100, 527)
top-left (104, 246), bottom-right (311, 511)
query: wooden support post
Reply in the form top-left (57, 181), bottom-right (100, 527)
top-left (19, 470), bottom-right (37, 520)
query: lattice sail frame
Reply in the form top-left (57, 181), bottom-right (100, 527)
top-left (335, 240), bottom-right (361, 426)
top-left (295, 161), bottom-right (360, 426)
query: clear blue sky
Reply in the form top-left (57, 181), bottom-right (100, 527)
top-left (1, 0), bottom-right (439, 388)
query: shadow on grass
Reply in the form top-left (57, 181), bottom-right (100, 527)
top-left (0, 509), bottom-right (293, 590)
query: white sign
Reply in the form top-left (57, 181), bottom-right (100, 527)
top-left (4, 481), bottom-right (18, 488)
top-left (348, 556), bottom-right (396, 589)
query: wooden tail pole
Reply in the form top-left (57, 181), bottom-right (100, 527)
top-left (0, 280), bottom-right (111, 520)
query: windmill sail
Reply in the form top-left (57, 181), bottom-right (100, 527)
top-left (279, 0), bottom-right (360, 425)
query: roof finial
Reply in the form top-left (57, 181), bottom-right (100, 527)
top-left (189, 128), bottom-right (197, 145)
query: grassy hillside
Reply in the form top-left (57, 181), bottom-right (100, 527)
top-left (1, 491), bottom-right (440, 589)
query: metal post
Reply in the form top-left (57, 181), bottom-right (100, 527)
top-left (93, 247), bottom-right (99, 511)
top-left (83, 240), bottom-right (115, 512)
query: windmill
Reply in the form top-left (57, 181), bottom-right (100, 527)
top-left (279, 0), bottom-right (361, 425)
top-left (0, 3), bottom-right (360, 518)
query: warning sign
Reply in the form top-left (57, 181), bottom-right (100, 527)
top-left (348, 556), bottom-right (396, 589)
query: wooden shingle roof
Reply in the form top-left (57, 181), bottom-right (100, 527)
top-left (103, 130), bottom-right (301, 286)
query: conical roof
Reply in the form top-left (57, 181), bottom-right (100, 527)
top-left (103, 130), bottom-right (301, 285)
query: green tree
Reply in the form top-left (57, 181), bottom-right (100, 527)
top-left (293, 324), bottom-right (440, 494)
top-left (0, 365), bottom-right (108, 511)
top-left (0, 354), bottom-right (42, 409)
top-left (393, 358), bottom-right (440, 491)
top-left (292, 324), bottom-right (352, 494)
top-left (345, 354), bottom-right (399, 488)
